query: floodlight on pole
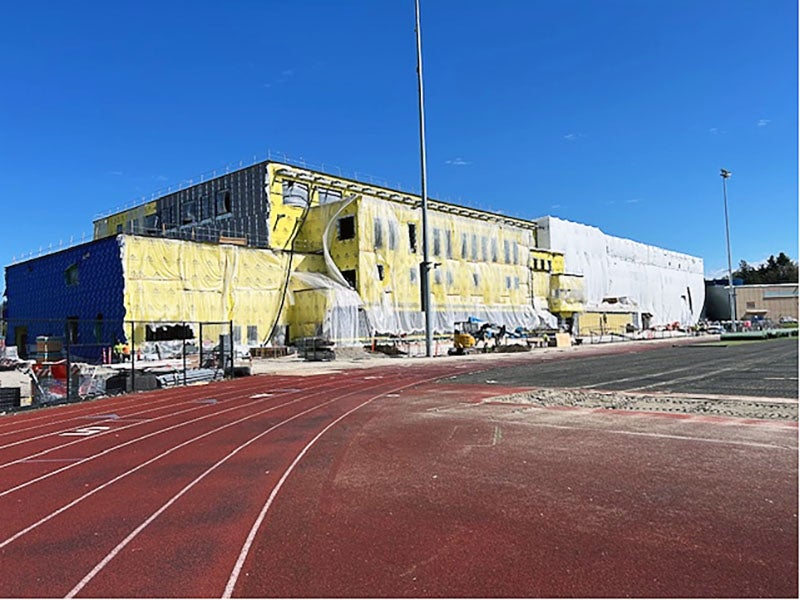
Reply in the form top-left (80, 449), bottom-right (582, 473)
top-left (720, 168), bottom-right (737, 331)
top-left (414, 0), bottom-right (433, 357)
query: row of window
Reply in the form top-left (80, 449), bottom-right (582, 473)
top-left (374, 264), bottom-right (522, 291)
top-left (337, 216), bottom-right (531, 268)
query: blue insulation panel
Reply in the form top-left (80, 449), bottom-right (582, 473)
top-left (4, 236), bottom-right (125, 361)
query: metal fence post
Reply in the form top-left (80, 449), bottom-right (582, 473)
top-left (65, 321), bottom-right (71, 402)
top-left (182, 321), bottom-right (187, 386)
top-left (199, 322), bottom-right (204, 369)
top-left (229, 320), bottom-right (234, 378)
top-left (130, 320), bottom-right (135, 393)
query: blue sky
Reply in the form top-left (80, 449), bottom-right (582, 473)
top-left (1, 0), bottom-right (796, 292)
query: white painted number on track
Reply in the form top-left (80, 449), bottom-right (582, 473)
top-left (60, 426), bottom-right (111, 437)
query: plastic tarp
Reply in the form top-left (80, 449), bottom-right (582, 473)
top-left (534, 216), bottom-right (705, 326)
top-left (120, 235), bottom-right (292, 341)
top-left (351, 197), bottom-right (553, 335)
top-left (288, 271), bottom-right (364, 345)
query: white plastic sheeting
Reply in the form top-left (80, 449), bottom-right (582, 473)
top-left (535, 216), bottom-right (705, 326)
top-left (289, 271), bottom-right (364, 344)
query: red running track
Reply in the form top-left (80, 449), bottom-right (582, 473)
top-left (0, 351), bottom-right (796, 598)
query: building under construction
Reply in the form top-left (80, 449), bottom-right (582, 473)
top-left (4, 161), bottom-right (705, 354)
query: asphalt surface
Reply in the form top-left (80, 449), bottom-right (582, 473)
top-left (448, 337), bottom-right (799, 399)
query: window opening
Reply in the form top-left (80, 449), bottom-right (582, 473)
top-left (377, 264), bottom-right (385, 280)
top-left (338, 216), bottom-right (355, 240)
top-left (471, 234), bottom-right (478, 260)
top-left (65, 264), bottom-right (79, 287)
top-left (408, 223), bottom-right (418, 253)
top-left (461, 233), bottom-right (468, 259)
top-left (281, 181), bottom-right (309, 207)
top-left (215, 189), bottom-right (232, 215)
top-left (388, 221), bottom-right (398, 250)
top-left (491, 239), bottom-right (498, 262)
top-left (445, 230), bottom-right (452, 258)
top-left (374, 219), bottom-right (384, 249)
top-left (481, 236), bottom-right (488, 262)
top-left (433, 228), bottom-right (441, 257)
top-left (341, 269), bottom-right (357, 289)
top-left (318, 187), bottom-right (343, 205)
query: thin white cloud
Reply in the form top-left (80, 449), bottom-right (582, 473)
top-left (262, 83), bottom-right (271, 88)
top-left (708, 127), bottom-right (719, 134)
top-left (757, 119), bottom-right (770, 127)
top-left (626, 198), bottom-right (641, 204)
top-left (281, 69), bottom-right (294, 77)
top-left (445, 157), bottom-right (470, 166)
top-left (156, 175), bottom-right (168, 182)
top-left (550, 204), bottom-right (561, 209)
top-left (563, 133), bottom-right (578, 141)
top-left (110, 171), bottom-right (124, 176)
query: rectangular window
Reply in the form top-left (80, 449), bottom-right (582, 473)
top-left (144, 213), bottom-right (159, 233)
top-left (65, 264), bottom-right (79, 287)
top-left (116, 223), bottom-right (123, 234)
top-left (341, 269), bottom-right (357, 289)
top-left (233, 325), bottom-right (242, 343)
top-left (445, 230), bottom-right (452, 259)
top-left (545, 260), bottom-right (551, 272)
top-left (281, 181), bottom-right (309, 207)
top-left (377, 264), bottom-right (385, 280)
top-left (513, 243), bottom-right (519, 265)
top-left (247, 325), bottom-right (259, 345)
top-left (504, 240), bottom-right (510, 264)
top-left (746, 301), bottom-right (756, 309)
top-left (410, 267), bottom-right (418, 284)
top-left (374, 219), bottom-right (384, 249)
top-left (433, 228), bottom-right (441, 257)
top-left (461, 233), bottom-right (468, 259)
top-left (481, 236), bottom-right (488, 262)
top-left (471, 234), bottom-right (478, 261)
top-left (434, 269), bottom-right (442, 284)
top-left (446, 270), bottom-right (454, 286)
top-left (408, 223), bottom-right (418, 253)
top-left (491, 239), bottom-right (498, 262)
top-left (338, 215), bottom-right (355, 240)
top-left (473, 272), bottom-right (480, 287)
top-left (388, 221), bottom-right (398, 250)
top-left (215, 189), bottom-right (232, 215)
top-left (505, 276), bottom-right (512, 289)
top-left (182, 199), bottom-right (197, 224)
top-left (514, 277), bottom-right (520, 289)
top-left (318, 187), bottom-right (343, 205)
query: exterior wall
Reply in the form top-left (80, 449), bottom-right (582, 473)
top-left (578, 311), bottom-right (634, 336)
top-left (708, 283), bottom-right (799, 321)
top-left (535, 216), bottom-right (704, 327)
top-left (94, 163), bottom-right (271, 248)
top-left (4, 237), bottom-right (126, 359)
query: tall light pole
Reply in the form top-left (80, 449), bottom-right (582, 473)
top-left (720, 168), bottom-right (737, 331)
top-left (415, 0), bottom-right (433, 357)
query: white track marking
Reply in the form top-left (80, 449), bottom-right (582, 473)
top-left (0, 379), bottom-right (340, 496)
top-left (0, 386), bottom-right (353, 551)
top-left (60, 426), bottom-right (111, 437)
top-left (222, 377), bottom-right (436, 598)
top-left (62, 379), bottom-right (390, 599)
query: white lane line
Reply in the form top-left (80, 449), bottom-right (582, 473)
top-left (62, 379), bottom-right (391, 599)
top-left (0, 380), bottom-right (336, 496)
top-left (577, 363), bottom-right (701, 389)
top-left (222, 375), bottom-right (443, 598)
top-left (0, 386), bottom-right (350, 552)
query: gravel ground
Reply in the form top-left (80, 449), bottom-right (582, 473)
top-left (490, 387), bottom-right (798, 421)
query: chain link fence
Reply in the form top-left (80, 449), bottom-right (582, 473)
top-left (1, 318), bottom-right (237, 408)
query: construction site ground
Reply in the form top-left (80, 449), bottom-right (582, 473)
top-left (0, 335), bottom-right (796, 597)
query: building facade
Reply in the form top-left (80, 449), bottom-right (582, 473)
top-left (6, 161), bottom-right (705, 354)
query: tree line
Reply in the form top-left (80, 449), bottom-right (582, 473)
top-left (733, 252), bottom-right (798, 284)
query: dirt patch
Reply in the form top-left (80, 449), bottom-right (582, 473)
top-left (490, 388), bottom-right (798, 421)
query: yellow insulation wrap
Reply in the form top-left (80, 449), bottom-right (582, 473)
top-left (120, 235), bottom-right (293, 342)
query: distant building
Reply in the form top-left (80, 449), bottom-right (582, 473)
top-left (5, 161), bottom-right (704, 356)
top-left (705, 282), bottom-right (798, 322)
